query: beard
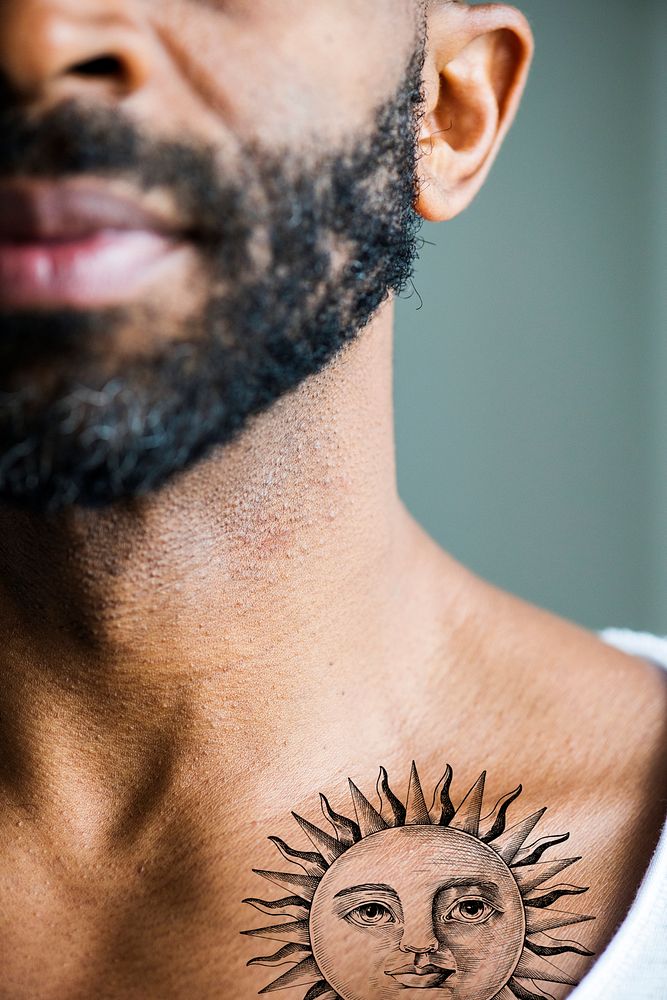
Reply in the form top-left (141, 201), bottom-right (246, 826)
top-left (0, 47), bottom-right (424, 513)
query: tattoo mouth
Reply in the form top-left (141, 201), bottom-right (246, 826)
top-left (385, 965), bottom-right (455, 988)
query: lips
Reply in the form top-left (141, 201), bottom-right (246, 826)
top-left (0, 182), bottom-right (190, 309)
top-left (0, 184), bottom-right (182, 243)
top-left (386, 965), bottom-right (455, 989)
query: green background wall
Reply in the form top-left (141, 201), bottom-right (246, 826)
top-left (395, 0), bottom-right (664, 632)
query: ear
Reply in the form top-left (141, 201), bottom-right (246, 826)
top-left (416, 3), bottom-right (534, 222)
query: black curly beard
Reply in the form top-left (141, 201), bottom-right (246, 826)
top-left (0, 45), bottom-right (424, 513)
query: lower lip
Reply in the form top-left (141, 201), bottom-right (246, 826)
top-left (0, 230), bottom-right (186, 309)
top-left (388, 972), bottom-right (453, 989)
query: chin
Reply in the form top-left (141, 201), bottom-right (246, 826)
top-left (370, 981), bottom-right (457, 1000)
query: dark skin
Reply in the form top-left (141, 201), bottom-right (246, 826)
top-left (0, 1), bottom-right (665, 998)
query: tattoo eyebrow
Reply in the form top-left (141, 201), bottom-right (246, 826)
top-left (334, 883), bottom-right (399, 900)
top-left (436, 879), bottom-right (503, 905)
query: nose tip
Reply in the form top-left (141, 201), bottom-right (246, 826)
top-left (400, 940), bottom-right (439, 956)
top-left (0, 2), bottom-right (152, 103)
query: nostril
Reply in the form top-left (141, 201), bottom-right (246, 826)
top-left (71, 55), bottom-right (123, 78)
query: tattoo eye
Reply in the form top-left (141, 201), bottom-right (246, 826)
top-left (345, 903), bottom-right (395, 928)
top-left (443, 897), bottom-right (496, 924)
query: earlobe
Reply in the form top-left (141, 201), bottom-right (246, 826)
top-left (416, 4), bottom-right (534, 222)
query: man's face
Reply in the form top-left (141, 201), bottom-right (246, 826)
top-left (309, 827), bottom-right (526, 1000)
top-left (0, 1), bottom-right (424, 511)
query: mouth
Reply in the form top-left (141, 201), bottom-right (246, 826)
top-left (0, 182), bottom-right (192, 309)
top-left (386, 966), bottom-right (455, 990)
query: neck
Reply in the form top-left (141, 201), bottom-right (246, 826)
top-left (0, 303), bottom-right (442, 835)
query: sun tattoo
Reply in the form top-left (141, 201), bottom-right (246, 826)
top-left (242, 763), bottom-right (595, 1000)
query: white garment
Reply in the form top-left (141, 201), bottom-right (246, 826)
top-left (570, 630), bottom-right (667, 1000)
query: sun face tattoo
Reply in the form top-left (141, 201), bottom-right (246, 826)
top-left (243, 763), bottom-right (595, 1000)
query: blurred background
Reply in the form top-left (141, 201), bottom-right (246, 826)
top-left (394, 0), bottom-right (666, 633)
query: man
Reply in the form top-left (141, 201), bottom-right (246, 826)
top-left (0, 1), bottom-right (664, 999)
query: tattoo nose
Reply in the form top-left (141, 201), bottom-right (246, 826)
top-left (403, 943), bottom-right (437, 955)
top-left (399, 910), bottom-right (440, 956)
top-left (399, 936), bottom-right (439, 955)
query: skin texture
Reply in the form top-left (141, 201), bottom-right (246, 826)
top-left (0, 2), bottom-right (666, 999)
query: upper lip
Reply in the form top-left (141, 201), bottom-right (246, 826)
top-left (0, 182), bottom-right (185, 243)
top-left (387, 963), bottom-right (455, 980)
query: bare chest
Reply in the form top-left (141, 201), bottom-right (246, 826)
top-left (0, 755), bottom-right (660, 1000)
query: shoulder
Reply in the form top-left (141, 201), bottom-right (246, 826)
top-left (453, 571), bottom-right (667, 717)
top-left (427, 561), bottom-right (667, 841)
top-left (427, 568), bottom-right (667, 982)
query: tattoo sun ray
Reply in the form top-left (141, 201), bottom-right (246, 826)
top-left (243, 763), bottom-right (594, 1000)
